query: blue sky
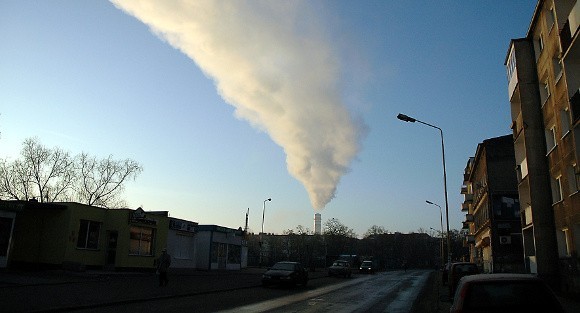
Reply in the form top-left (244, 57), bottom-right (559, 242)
top-left (0, 1), bottom-right (535, 237)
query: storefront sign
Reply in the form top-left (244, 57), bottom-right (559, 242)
top-left (169, 219), bottom-right (197, 233)
top-left (129, 207), bottom-right (157, 225)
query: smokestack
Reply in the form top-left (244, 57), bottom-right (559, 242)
top-left (314, 213), bottom-right (321, 235)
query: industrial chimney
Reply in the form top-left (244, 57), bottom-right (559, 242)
top-left (314, 213), bottom-right (321, 235)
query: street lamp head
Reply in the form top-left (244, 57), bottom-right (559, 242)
top-left (397, 113), bottom-right (416, 123)
top-left (265, 198), bottom-right (271, 202)
top-left (426, 200), bottom-right (434, 205)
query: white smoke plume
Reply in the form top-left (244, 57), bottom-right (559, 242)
top-left (111, 0), bottom-right (365, 209)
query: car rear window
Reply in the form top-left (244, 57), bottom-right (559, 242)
top-left (454, 264), bottom-right (478, 273)
top-left (272, 263), bottom-right (295, 271)
top-left (464, 281), bottom-right (560, 311)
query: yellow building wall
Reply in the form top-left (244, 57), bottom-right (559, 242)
top-left (10, 204), bottom-right (69, 266)
top-left (62, 203), bottom-right (108, 267)
top-left (10, 202), bottom-right (169, 270)
top-left (105, 209), bottom-right (169, 270)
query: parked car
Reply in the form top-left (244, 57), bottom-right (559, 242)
top-left (448, 262), bottom-right (479, 295)
top-left (328, 260), bottom-right (352, 277)
top-left (262, 261), bottom-right (308, 287)
top-left (450, 273), bottom-right (565, 313)
top-left (359, 260), bottom-right (375, 274)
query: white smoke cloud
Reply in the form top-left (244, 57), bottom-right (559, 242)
top-left (111, 0), bottom-right (365, 209)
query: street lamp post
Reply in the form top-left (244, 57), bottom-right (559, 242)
top-left (427, 200), bottom-right (445, 268)
top-left (397, 113), bottom-right (451, 265)
top-left (259, 198), bottom-right (271, 267)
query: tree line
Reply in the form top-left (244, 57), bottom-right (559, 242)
top-left (246, 218), bottom-right (468, 269)
top-left (0, 138), bottom-right (142, 208)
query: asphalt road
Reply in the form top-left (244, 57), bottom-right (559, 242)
top-left (71, 270), bottom-right (430, 313)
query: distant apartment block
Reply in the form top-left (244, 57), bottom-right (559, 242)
top-left (505, 0), bottom-right (580, 293)
top-left (462, 135), bottom-right (524, 274)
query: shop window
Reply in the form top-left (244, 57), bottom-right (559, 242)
top-left (129, 226), bottom-right (154, 256)
top-left (77, 220), bottom-right (101, 250)
top-left (228, 244), bottom-right (241, 264)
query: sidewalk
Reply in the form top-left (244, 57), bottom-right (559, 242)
top-left (0, 267), bottom-right (329, 312)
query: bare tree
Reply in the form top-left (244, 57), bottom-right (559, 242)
top-left (323, 218), bottom-right (357, 256)
top-left (0, 159), bottom-right (32, 200)
top-left (0, 137), bottom-right (142, 208)
top-left (363, 225), bottom-right (387, 239)
top-left (75, 153), bottom-right (142, 207)
top-left (0, 138), bottom-right (76, 202)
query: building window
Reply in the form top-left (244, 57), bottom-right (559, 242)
top-left (554, 58), bottom-right (564, 83)
top-left (545, 126), bottom-right (557, 152)
top-left (227, 244), bottom-right (241, 264)
top-left (551, 176), bottom-right (563, 204)
top-left (506, 47), bottom-right (517, 82)
top-left (129, 226), bottom-right (155, 256)
top-left (568, 164), bottom-right (580, 194)
top-left (561, 109), bottom-right (571, 137)
top-left (557, 228), bottom-right (572, 257)
top-left (547, 7), bottom-right (556, 32)
top-left (540, 79), bottom-right (551, 106)
top-left (77, 220), bottom-right (101, 250)
top-left (535, 34), bottom-right (544, 60)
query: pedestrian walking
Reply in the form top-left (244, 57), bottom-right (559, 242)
top-left (156, 248), bottom-right (171, 286)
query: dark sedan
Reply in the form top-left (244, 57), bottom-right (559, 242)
top-left (328, 260), bottom-right (352, 277)
top-left (262, 261), bottom-right (308, 287)
top-left (359, 260), bottom-right (375, 274)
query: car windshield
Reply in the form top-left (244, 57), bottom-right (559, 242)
top-left (271, 263), bottom-right (296, 271)
top-left (464, 281), bottom-right (559, 310)
top-left (333, 262), bottom-right (347, 267)
top-left (362, 261), bottom-right (372, 265)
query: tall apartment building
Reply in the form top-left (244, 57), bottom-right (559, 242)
top-left (505, 0), bottom-right (580, 292)
top-left (462, 136), bottom-right (523, 274)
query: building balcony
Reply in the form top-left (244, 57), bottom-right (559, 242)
top-left (561, 1), bottom-right (580, 56)
top-left (461, 185), bottom-right (468, 194)
top-left (465, 214), bottom-right (474, 222)
top-left (464, 193), bottom-right (474, 203)
top-left (461, 202), bottom-right (470, 212)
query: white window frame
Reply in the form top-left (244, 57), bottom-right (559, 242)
top-left (129, 226), bottom-right (155, 256)
top-left (545, 125), bottom-right (557, 153)
top-left (557, 228), bottom-right (572, 257)
top-left (535, 33), bottom-right (545, 60)
top-left (551, 175), bottom-right (563, 204)
top-left (77, 220), bottom-right (101, 250)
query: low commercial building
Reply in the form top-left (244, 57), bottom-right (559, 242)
top-left (195, 225), bottom-right (246, 270)
top-left (166, 217), bottom-right (198, 269)
top-left (4, 200), bottom-right (169, 271)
